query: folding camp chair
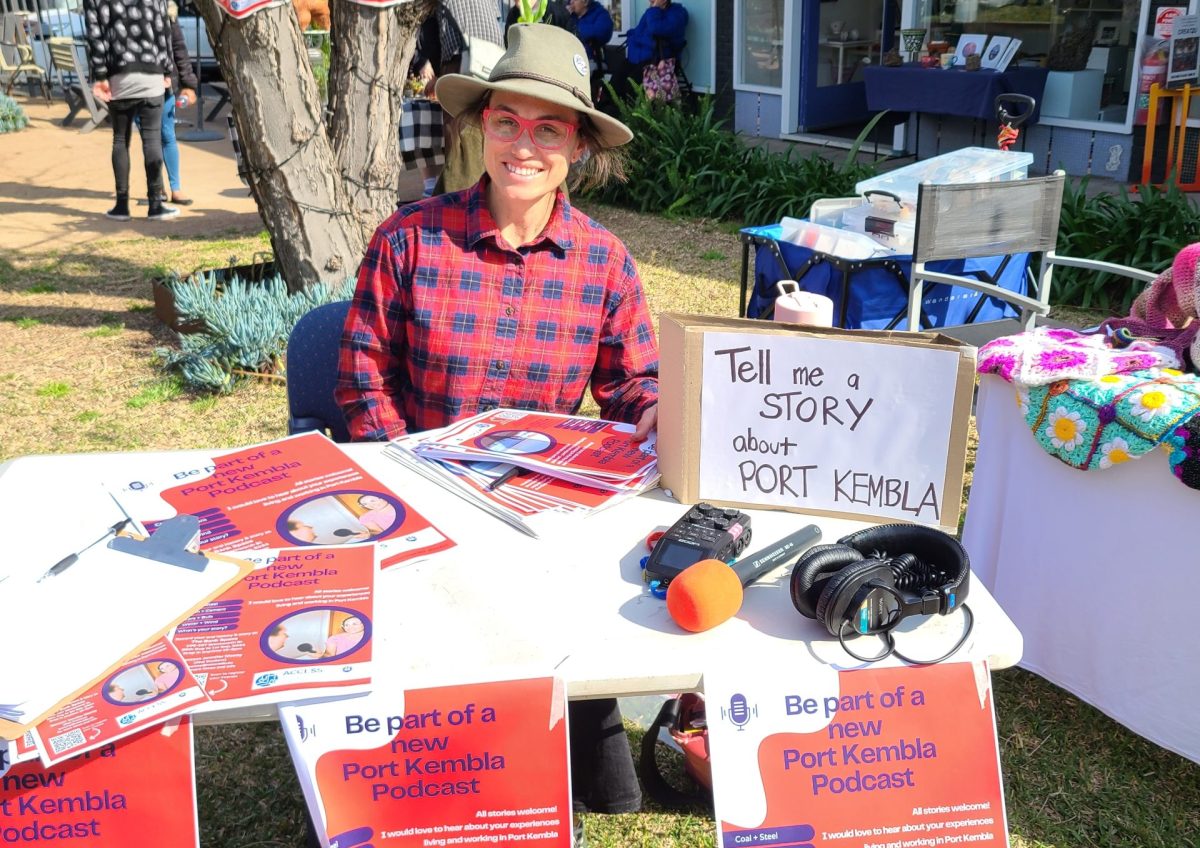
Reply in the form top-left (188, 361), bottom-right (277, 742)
top-left (907, 172), bottom-right (1157, 346)
top-left (46, 37), bottom-right (109, 132)
top-left (0, 13), bottom-right (49, 102)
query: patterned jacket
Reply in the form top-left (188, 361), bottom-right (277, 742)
top-left (83, 0), bottom-right (173, 81)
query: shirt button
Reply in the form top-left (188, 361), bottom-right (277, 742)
top-left (494, 360), bottom-right (507, 372)
top-left (505, 306), bottom-right (515, 316)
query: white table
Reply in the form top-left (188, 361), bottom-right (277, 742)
top-left (819, 39), bottom-right (872, 85)
top-left (965, 375), bottom-right (1200, 765)
top-left (0, 443), bottom-right (1022, 725)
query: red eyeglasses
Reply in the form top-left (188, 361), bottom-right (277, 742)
top-left (482, 108), bottom-right (578, 151)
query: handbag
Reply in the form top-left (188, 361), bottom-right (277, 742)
top-left (642, 57), bottom-right (681, 103)
top-left (638, 693), bottom-right (713, 809)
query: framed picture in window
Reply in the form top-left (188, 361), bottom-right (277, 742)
top-left (1095, 19), bottom-right (1121, 46)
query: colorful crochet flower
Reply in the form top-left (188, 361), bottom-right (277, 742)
top-left (1045, 406), bottom-right (1088, 451)
top-left (1127, 385), bottom-right (1178, 421)
top-left (1098, 437), bottom-right (1132, 468)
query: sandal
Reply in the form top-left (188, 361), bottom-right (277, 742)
top-left (170, 194), bottom-right (195, 206)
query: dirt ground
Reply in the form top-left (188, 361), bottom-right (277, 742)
top-left (0, 95), bottom-right (426, 252)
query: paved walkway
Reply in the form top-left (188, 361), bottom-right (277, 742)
top-left (0, 95), bottom-right (426, 252)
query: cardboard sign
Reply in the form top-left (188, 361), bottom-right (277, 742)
top-left (0, 719), bottom-right (198, 847)
top-left (658, 315), bottom-right (975, 529)
top-left (282, 677), bottom-right (572, 848)
top-left (1157, 6), bottom-right (1188, 38)
top-left (706, 662), bottom-right (1007, 848)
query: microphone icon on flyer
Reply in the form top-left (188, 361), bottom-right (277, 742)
top-left (723, 693), bottom-right (757, 730)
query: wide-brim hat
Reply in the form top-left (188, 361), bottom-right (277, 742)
top-left (435, 23), bottom-right (633, 149)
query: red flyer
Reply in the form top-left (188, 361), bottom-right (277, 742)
top-left (281, 677), bottom-right (572, 848)
top-left (31, 638), bottom-right (206, 767)
top-left (706, 662), bottom-right (1008, 848)
top-left (0, 718), bottom-right (198, 847)
top-left (414, 409), bottom-right (659, 484)
top-left (214, 0), bottom-right (287, 19)
top-left (173, 546), bottom-right (375, 713)
top-left (112, 431), bottom-right (455, 569)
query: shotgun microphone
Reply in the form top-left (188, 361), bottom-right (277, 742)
top-left (666, 524), bottom-right (822, 632)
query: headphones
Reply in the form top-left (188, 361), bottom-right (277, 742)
top-left (789, 524), bottom-right (971, 662)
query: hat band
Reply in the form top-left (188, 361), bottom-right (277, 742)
top-left (491, 71), bottom-right (594, 110)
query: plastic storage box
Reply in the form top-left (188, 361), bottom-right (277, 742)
top-left (854, 146), bottom-right (1034, 211)
top-left (840, 191), bottom-right (916, 252)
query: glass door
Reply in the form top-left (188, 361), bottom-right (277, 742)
top-left (797, 0), bottom-right (896, 131)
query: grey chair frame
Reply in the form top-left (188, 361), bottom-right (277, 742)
top-left (46, 36), bottom-right (109, 132)
top-left (907, 171), bottom-right (1158, 337)
top-left (0, 13), bottom-right (50, 101)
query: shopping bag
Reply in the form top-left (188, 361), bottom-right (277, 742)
top-left (642, 58), bottom-right (681, 103)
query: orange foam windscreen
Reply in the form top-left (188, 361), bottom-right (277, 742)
top-left (665, 558), bottom-right (744, 632)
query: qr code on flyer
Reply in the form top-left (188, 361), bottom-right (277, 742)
top-left (49, 729), bottom-right (86, 755)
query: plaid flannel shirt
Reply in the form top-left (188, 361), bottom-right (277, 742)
top-left (336, 179), bottom-right (659, 441)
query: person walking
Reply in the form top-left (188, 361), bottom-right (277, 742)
top-left (161, 1), bottom-right (197, 206)
top-left (85, 0), bottom-right (179, 220)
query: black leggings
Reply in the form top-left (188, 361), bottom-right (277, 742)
top-left (110, 97), bottom-right (164, 200)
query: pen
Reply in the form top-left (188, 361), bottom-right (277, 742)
top-left (38, 519), bottom-right (132, 582)
top-left (486, 466), bottom-right (523, 491)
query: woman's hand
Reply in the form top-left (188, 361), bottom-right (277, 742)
top-left (178, 88), bottom-right (196, 106)
top-left (632, 404), bottom-right (658, 442)
top-left (92, 80), bottom-right (112, 102)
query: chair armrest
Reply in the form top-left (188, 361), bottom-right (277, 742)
top-left (1045, 251), bottom-right (1159, 284)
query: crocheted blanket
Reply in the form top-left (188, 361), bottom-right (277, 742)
top-left (1019, 368), bottom-right (1200, 487)
top-left (979, 326), bottom-right (1181, 387)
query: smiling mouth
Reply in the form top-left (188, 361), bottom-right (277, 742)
top-left (505, 162), bottom-right (544, 178)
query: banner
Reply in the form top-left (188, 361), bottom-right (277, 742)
top-left (0, 719), bottom-right (198, 847)
top-left (282, 677), bottom-right (572, 848)
top-left (706, 662), bottom-right (1008, 848)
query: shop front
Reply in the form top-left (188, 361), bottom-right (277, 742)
top-left (727, 0), bottom-right (1193, 179)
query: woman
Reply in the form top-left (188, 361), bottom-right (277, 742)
top-left (335, 22), bottom-right (652, 833)
top-left (85, 0), bottom-right (179, 221)
top-left (321, 615), bottom-right (366, 657)
top-left (354, 494), bottom-right (396, 536)
top-left (610, 0), bottom-right (687, 102)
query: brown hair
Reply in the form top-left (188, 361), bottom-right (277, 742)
top-left (448, 94), bottom-right (627, 193)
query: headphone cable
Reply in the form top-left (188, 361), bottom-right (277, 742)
top-left (890, 603), bottom-right (975, 666)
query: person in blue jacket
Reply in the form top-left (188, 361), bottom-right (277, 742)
top-left (567, 0), bottom-right (614, 64)
top-left (609, 0), bottom-right (687, 101)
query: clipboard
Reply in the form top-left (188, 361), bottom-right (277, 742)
top-left (0, 516), bottom-right (253, 740)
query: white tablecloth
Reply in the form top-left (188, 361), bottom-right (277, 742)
top-left (0, 442), bottom-right (1023, 726)
top-left (964, 375), bottom-right (1200, 764)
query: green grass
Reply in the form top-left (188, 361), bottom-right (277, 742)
top-left (126, 376), bottom-right (184, 408)
top-left (87, 321), bottom-right (124, 338)
top-left (2, 315), bottom-right (40, 328)
top-left (24, 282), bottom-right (57, 293)
top-left (35, 380), bottom-right (70, 398)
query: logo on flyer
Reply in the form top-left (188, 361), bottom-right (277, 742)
top-left (254, 672), bottom-right (279, 687)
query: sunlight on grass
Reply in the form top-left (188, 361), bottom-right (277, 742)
top-left (126, 376), bottom-right (184, 409)
top-left (127, 303), bottom-right (153, 313)
top-left (36, 381), bottom-right (70, 398)
top-left (87, 322), bottom-right (124, 338)
top-left (75, 410), bottom-right (101, 423)
top-left (25, 283), bottom-right (57, 294)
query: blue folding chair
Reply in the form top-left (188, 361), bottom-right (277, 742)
top-left (285, 300), bottom-right (352, 443)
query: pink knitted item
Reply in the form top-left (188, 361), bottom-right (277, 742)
top-left (1131, 243), bottom-right (1200, 328)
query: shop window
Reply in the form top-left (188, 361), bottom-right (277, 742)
top-left (925, 0), bottom-right (1142, 125)
top-left (739, 0), bottom-right (785, 88)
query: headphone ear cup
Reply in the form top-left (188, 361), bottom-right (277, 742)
top-left (790, 545), bottom-right (864, 620)
top-left (816, 559), bottom-right (895, 637)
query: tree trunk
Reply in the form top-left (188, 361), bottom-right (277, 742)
top-left (327, 1), bottom-right (428, 242)
top-left (193, 0), bottom-right (365, 289)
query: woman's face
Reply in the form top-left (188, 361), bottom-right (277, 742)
top-left (483, 92), bottom-right (583, 213)
top-left (359, 495), bottom-right (387, 510)
top-left (343, 616), bottom-right (364, 633)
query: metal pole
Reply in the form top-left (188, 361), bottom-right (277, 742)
top-left (179, 1), bottom-right (221, 141)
